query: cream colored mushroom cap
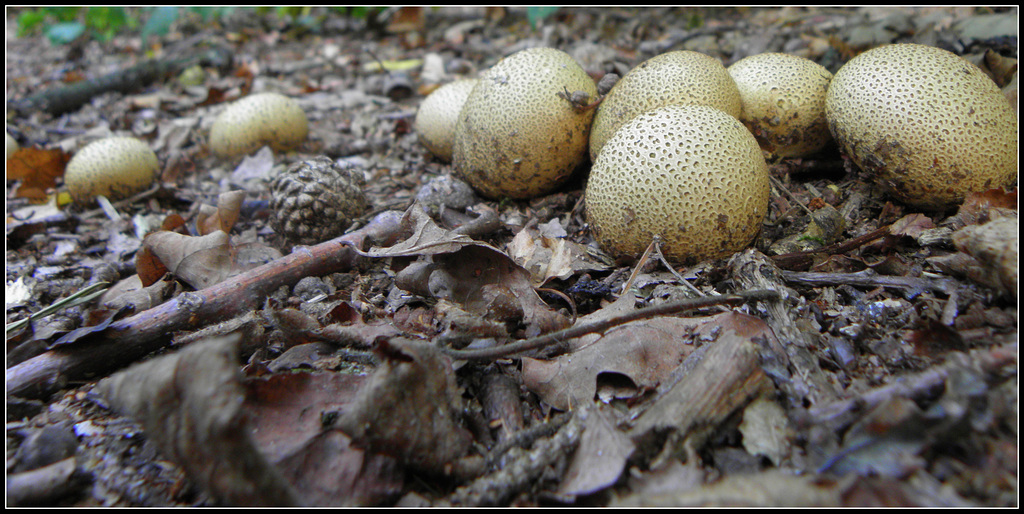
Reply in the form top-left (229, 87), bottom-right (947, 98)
top-left (585, 105), bottom-right (770, 264)
top-left (64, 136), bottom-right (159, 204)
top-left (589, 51), bottom-right (742, 161)
top-left (415, 79), bottom-right (478, 162)
top-left (209, 92), bottom-right (309, 158)
top-left (729, 52), bottom-right (833, 157)
top-left (826, 43), bottom-right (1018, 209)
top-left (452, 47), bottom-right (597, 200)
top-left (452, 47), bottom-right (598, 200)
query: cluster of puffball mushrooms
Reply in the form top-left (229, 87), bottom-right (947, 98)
top-left (415, 44), bottom-right (1017, 264)
top-left (40, 42), bottom-right (1017, 265)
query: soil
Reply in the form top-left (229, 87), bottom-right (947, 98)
top-left (5, 7), bottom-right (1018, 507)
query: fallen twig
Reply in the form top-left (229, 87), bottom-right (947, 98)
top-left (771, 225), bottom-right (891, 270)
top-left (5, 211), bottom-right (405, 400)
top-left (442, 289), bottom-right (780, 361)
top-left (780, 268), bottom-right (958, 297)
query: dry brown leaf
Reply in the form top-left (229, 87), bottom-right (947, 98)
top-left (508, 221), bottom-right (610, 285)
top-left (555, 404), bottom-right (635, 498)
top-left (95, 335), bottom-right (298, 506)
top-left (5, 147), bottom-right (70, 202)
top-left (522, 314), bottom-right (721, 411)
top-left (335, 338), bottom-right (474, 476)
top-left (144, 230), bottom-right (234, 289)
top-left (196, 190), bottom-right (246, 235)
top-left (383, 204), bottom-right (570, 337)
top-left (244, 372), bottom-right (403, 506)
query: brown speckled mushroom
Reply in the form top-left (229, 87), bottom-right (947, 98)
top-left (585, 105), bottom-right (770, 264)
top-left (64, 136), bottom-right (159, 204)
top-left (728, 52), bottom-right (834, 158)
top-left (452, 47), bottom-right (597, 200)
top-left (826, 43), bottom-right (1018, 210)
top-left (589, 51), bottom-right (742, 161)
top-left (209, 92), bottom-right (309, 158)
top-left (414, 79), bottom-right (478, 162)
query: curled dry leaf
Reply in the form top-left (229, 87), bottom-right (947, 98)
top-left (522, 313), bottom-right (725, 411)
top-left (5, 147), bottom-right (70, 202)
top-left (139, 229), bottom-right (283, 290)
top-left (95, 335), bottom-right (298, 506)
top-left (335, 338), bottom-right (474, 476)
top-left (508, 220), bottom-right (611, 285)
top-left (379, 204), bottom-right (570, 337)
top-left (244, 372), bottom-right (403, 506)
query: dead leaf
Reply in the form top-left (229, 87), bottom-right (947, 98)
top-left (951, 216), bottom-right (1018, 297)
top-left (889, 213), bottom-right (936, 240)
top-left (140, 229), bottom-right (282, 290)
top-left (144, 230), bottom-right (233, 289)
top-left (244, 372), bottom-right (403, 506)
top-left (383, 205), bottom-right (570, 337)
top-left (364, 203), bottom-right (483, 258)
top-left (508, 221), bottom-right (610, 285)
top-left (196, 191), bottom-right (246, 235)
top-left (335, 338), bottom-right (474, 476)
top-left (555, 404), bottom-right (635, 498)
top-left (522, 314), bottom-right (719, 411)
top-left (946, 188), bottom-right (1017, 230)
top-left (95, 335), bottom-right (298, 506)
top-left (629, 312), bottom-right (778, 459)
top-left (5, 147), bottom-right (70, 202)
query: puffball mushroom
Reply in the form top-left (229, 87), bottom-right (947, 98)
top-left (6, 132), bottom-right (18, 161)
top-left (414, 79), bottom-right (478, 162)
top-left (589, 50), bottom-right (742, 161)
top-left (64, 137), bottom-right (159, 204)
top-left (209, 92), bottom-right (309, 158)
top-left (728, 52), bottom-right (834, 158)
top-left (452, 47), bottom-right (597, 200)
top-left (826, 43), bottom-right (1018, 210)
top-left (585, 105), bottom-right (770, 264)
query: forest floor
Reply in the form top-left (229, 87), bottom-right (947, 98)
top-left (5, 6), bottom-right (1018, 507)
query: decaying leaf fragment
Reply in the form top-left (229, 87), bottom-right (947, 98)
top-left (951, 216), bottom-right (1018, 298)
top-left (95, 335), bottom-right (297, 506)
top-left (375, 204), bottom-right (570, 337)
top-left (522, 313), bottom-right (722, 410)
top-left (335, 338), bottom-right (475, 476)
top-left (629, 312), bottom-right (779, 461)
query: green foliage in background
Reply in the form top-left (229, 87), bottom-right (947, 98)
top-left (13, 6), bottom-right (390, 44)
top-left (15, 6), bottom-right (139, 44)
top-left (527, 6), bottom-right (561, 29)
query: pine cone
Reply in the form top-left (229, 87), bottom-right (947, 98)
top-left (269, 157), bottom-right (366, 245)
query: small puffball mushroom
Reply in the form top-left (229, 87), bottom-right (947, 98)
top-left (728, 53), bottom-right (834, 158)
top-left (64, 137), bottom-right (159, 204)
top-left (452, 47), bottom-right (597, 200)
top-left (6, 132), bottom-right (19, 161)
top-left (209, 92), bottom-right (309, 158)
top-left (826, 43), bottom-right (1018, 210)
top-left (589, 51), bottom-right (742, 161)
top-left (585, 105), bottom-right (770, 264)
top-left (414, 79), bottom-right (478, 162)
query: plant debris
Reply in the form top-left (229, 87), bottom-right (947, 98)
top-left (5, 6), bottom-right (1017, 507)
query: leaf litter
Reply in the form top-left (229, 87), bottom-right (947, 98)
top-left (5, 6), bottom-right (1018, 507)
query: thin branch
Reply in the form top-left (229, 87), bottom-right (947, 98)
top-left (442, 289), bottom-right (780, 361)
top-left (6, 211), bottom-right (405, 400)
